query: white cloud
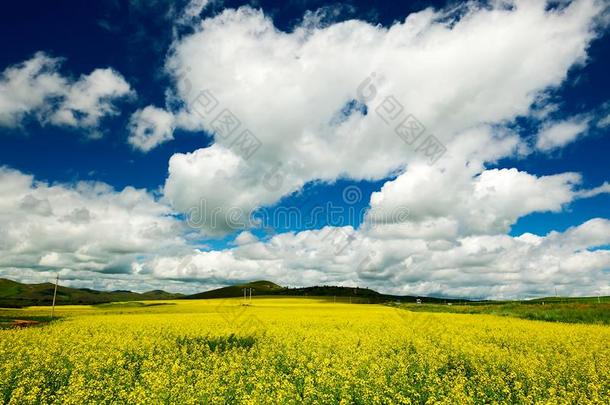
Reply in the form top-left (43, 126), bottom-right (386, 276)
top-left (50, 68), bottom-right (132, 130)
top-left (160, 0), bottom-right (603, 233)
top-left (235, 231), bottom-right (258, 245)
top-left (181, 0), bottom-right (211, 21)
top-left (0, 52), bottom-right (66, 127)
top-left (128, 106), bottom-right (176, 152)
top-left (2, 1), bottom-right (609, 299)
top-left (575, 181), bottom-right (610, 198)
top-left (598, 113), bottom-right (610, 127)
top-left (1, 160), bottom-right (608, 298)
top-left (535, 118), bottom-right (589, 151)
top-left (0, 167), bottom-right (189, 285)
top-left (148, 121), bottom-right (610, 298)
top-left (0, 52), bottom-right (132, 132)
top-left (369, 164), bottom-right (582, 236)
top-left (143, 218), bottom-right (610, 299)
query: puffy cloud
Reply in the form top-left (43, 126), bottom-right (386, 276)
top-left (535, 118), bottom-right (589, 151)
top-left (0, 52), bottom-right (132, 132)
top-left (149, 121), bottom-right (610, 298)
top-left (0, 52), bottom-right (66, 127)
top-left (49, 68), bottom-right (132, 130)
top-left (2, 1), bottom-right (609, 299)
top-left (365, 126), bottom-right (587, 236)
top-left (160, 0), bottom-right (603, 233)
top-left (0, 167), bottom-right (188, 285)
top-left (143, 218), bottom-right (610, 299)
top-left (369, 165), bottom-right (582, 236)
top-left (1, 162), bottom-right (607, 298)
top-left (234, 231), bottom-right (258, 245)
top-left (128, 106), bottom-right (176, 152)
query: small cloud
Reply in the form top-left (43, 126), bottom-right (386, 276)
top-left (235, 231), bottom-right (258, 246)
top-left (0, 52), bottom-right (133, 134)
top-left (535, 118), bottom-right (589, 152)
top-left (597, 113), bottom-right (610, 128)
top-left (127, 106), bottom-right (175, 152)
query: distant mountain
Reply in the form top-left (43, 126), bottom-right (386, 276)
top-left (0, 278), bottom-right (183, 308)
top-left (1, 277), bottom-right (466, 308)
top-left (184, 280), bottom-right (284, 299)
top-left (184, 281), bottom-right (462, 304)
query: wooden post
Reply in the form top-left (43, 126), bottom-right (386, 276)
top-left (51, 274), bottom-right (59, 319)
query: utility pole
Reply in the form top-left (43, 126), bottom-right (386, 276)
top-left (51, 274), bottom-right (59, 319)
top-left (249, 288), bottom-right (252, 302)
top-left (243, 288), bottom-right (246, 304)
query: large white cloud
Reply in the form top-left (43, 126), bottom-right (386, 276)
top-left (0, 167), bottom-right (190, 290)
top-left (141, 0), bottom-right (610, 298)
top-left (147, 108), bottom-right (610, 298)
top-left (2, 0), bottom-right (609, 299)
top-left (1, 153), bottom-right (607, 298)
top-left (143, 217), bottom-right (610, 299)
top-left (0, 52), bottom-right (132, 133)
top-left (158, 0), bottom-right (603, 233)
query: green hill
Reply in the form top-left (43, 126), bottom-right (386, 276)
top-left (6, 277), bottom-right (604, 309)
top-left (185, 280), bottom-right (284, 299)
top-left (183, 281), bottom-right (461, 304)
top-left (0, 278), bottom-right (182, 308)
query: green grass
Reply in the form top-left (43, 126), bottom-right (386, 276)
top-left (394, 301), bottom-right (610, 325)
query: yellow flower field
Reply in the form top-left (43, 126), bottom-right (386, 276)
top-left (1, 298), bottom-right (609, 404)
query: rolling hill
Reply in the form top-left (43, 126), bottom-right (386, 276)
top-left (184, 280), bottom-right (284, 299)
top-left (8, 278), bottom-right (602, 308)
top-left (0, 278), bottom-right (183, 308)
top-left (183, 281), bottom-right (462, 304)
top-left (1, 278), bottom-right (459, 307)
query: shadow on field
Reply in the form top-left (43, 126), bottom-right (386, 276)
top-left (176, 334), bottom-right (257, 353)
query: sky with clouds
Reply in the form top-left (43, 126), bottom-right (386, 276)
top-left (0, 0), bottom-right (609, 299)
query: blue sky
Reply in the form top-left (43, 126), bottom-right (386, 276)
top-left (0, 0), bottom-right (609, 298)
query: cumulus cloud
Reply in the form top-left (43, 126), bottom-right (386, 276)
top-left (148, 116), bottom-right (610, 298)
top-left (369, 165), bottom-right (582, 236)
top-left (158, 0), bottom-right (603, 233)
top-left (0, 52), bottom-right (65, 127)
top-left (128, 106), bottom-right (176, 152)
top-left (0, 52), bottom-right (132, 132)
top-left (2, 1), bottom-right (609, 299)
top-left (535, 118), bottom-right (590, 151)
top-left (1, 158), bottom-right (608, 298)
top-left (142, 217), bottom-right (610, 299)
top-left (0, 167), bottom-right (189, 290)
